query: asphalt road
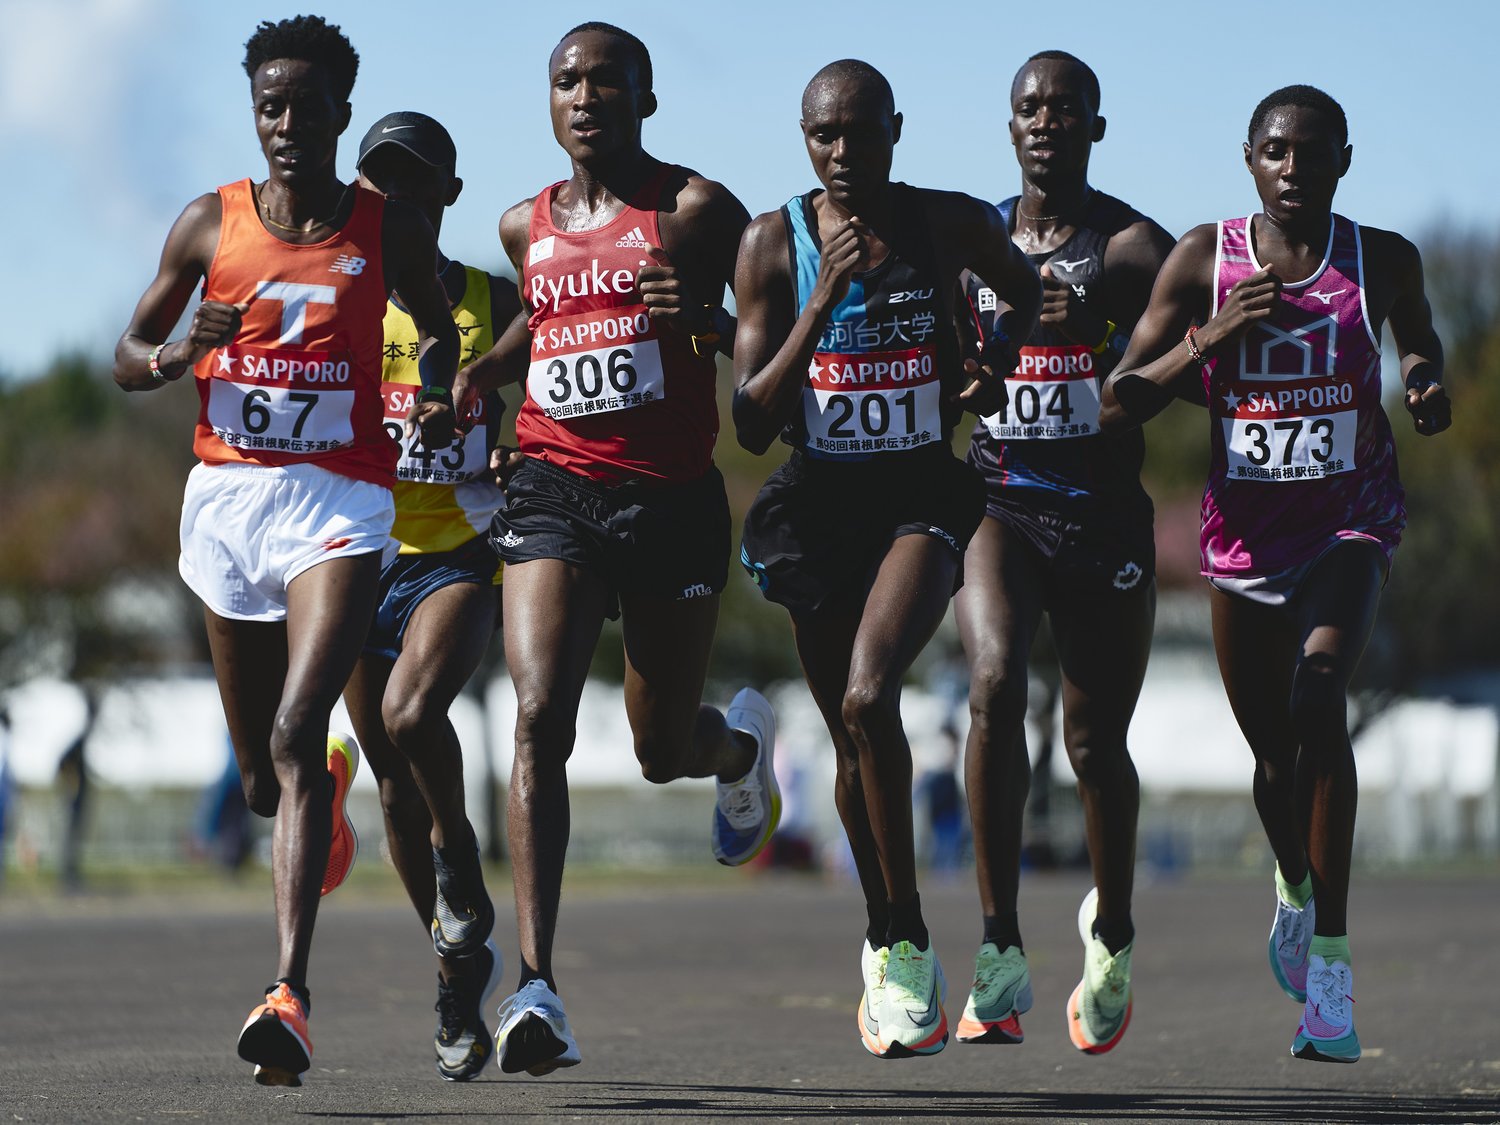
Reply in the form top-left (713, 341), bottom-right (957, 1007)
top-left (2, 872), bottom-right (1497, 1123)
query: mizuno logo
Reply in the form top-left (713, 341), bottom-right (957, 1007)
top-left (1307, 288), bottom-right (1347, 305)
top-left (615, 225), bottom-right (650, 248)
top-left (329, 255), bottom-right (366, 276)
top-left (381, 124), bottom-right (415, 133)
top-left (1052, 257), bottom-right (1091, 272)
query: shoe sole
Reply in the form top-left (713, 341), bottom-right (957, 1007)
top-left (1066, 981), bottom-right (1131, 1055)
top-left (238, 1010), bottom-right (311, 1077)
top-left (499, 1012), bottom-right (577, 1076)
top-left (1293, 1032), bottom-right (1361, 1064)
top-left (715, 690), bottom-right (781, 867)
top-left (955, 1012), bottom-right (1024, 1044)
top-left (322, 735), bottom-right (359, 897)
top-left (864, 1007), bottom-right (949, 1058)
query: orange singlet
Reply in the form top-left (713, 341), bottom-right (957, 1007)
top-left (192, 179), bottom-right (396, 486)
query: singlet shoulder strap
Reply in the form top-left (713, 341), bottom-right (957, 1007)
top-left (997, 195), bottom-right (1019, 232)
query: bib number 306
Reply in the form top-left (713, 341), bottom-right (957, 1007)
top-left (527, 340), bottom-right (665, 420)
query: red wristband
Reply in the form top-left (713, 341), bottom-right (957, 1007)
top-left (1183, 327), bottom-right (1209, 368)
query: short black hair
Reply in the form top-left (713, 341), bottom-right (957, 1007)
top-left (243, 15), bottom-right (359, 101)
top-left (1248, 84), bottom-right (1347, 147)
top-left (1022, 50), bottom-right (1100, 111)
top-left (558, 22), bottom-right (652, 93)
top-left (803, 59), bottom-right (895, 118)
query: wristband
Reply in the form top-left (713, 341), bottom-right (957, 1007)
top-left (1183, 326), bottom-right (1209, 368)
top-left (148, 342), bottom-right (180, 383)
top-left (1091, 320), bottom-right (1119, 355)
top-left (416, 384), bottom-right (453, 405)
top-left (691, 305), bottom-right (729, 358)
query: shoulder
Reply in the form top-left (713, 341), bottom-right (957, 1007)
top-left (914, 185), bottom-right (994, 222)
top-left (1356, 223), bottom-right (1421, 274)
top-left (499, 193), bottom-right (541, 260)
top-left (658, 164), bottom-right (751, 243)
top-left (738, 209), bottom-right (791, 271)
top-left (1101, 199), bottom-right (1175, 265)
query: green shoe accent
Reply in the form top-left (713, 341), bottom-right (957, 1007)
top-left (1275, 865), bottom-right (1313, 908)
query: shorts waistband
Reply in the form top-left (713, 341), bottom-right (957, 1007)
top-left (523, 455), bottom-right (717, 498)
top-left (196, 459), bottom-right (364, 483)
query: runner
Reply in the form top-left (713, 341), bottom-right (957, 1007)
top-left (1101, 85), bottom-right (1452, 1063)
top-left (733, 58), bottom-right (1040, 1060)
top-left (951, 52), bottom-right (1174, 1055)
top-left (450, 22), bottom-right (774, 1077)
top-left (345, 110), bottom-right (521, 1081)
top-left (112, 16), bottom-right (459, 1086)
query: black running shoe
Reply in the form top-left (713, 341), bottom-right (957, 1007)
top-left (435, 939), bottom-right (503, 1081)
top-left (431, 837), bottom-right (495, 959)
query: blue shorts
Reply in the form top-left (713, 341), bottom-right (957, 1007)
top-left (365, 533), bottom-right (500, 660)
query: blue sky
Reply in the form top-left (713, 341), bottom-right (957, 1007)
top-left (5, 0), bottom-right (1497, 380)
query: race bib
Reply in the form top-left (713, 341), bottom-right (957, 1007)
top-left (206, 346), bottom-right (354, 453)
top-left (381, 382), bottom-right (489, 484)
top-left (1219, 377), bottom-right (1358, 481)
top-left (527, 307), bottom-right (665, 420)
top-left (983, 346), bottom-right (1100, 441)
top-left (803, 347), bottom-right (941, 455)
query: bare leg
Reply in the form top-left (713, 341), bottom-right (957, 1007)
top-left (502, 559), bottom-right (607, 992)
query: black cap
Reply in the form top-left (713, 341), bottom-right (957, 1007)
top-left (356, 111), bottom-right (457, 170)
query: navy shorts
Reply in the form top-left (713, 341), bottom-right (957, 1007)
top-left (984, 492), bottom-right (1156, 604)
top-left (740, 446), bottom-right (986, 616)
top-left (490, 457), bottom-right (730, 620)
top-left (365, 533), bottom-right (500, 660)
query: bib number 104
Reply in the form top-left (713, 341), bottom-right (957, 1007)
top-left (994, 382), bottom-right (1073, 425)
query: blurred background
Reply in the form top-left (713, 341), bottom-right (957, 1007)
top-left (2, 0), bottom-right (1496, 893)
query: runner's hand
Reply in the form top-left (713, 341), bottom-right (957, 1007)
top-left (1405, 379), bottom-right (1451, 436)
top-left (181, 300), bottom-right (251, 364)
top-left (407, 399), bottom-right (455, 450)
top-left (637, 246), bottom-right (712, 336)
top-left (490, 445), bottom-right (525, 489)
top-left (1038, 263), bottom-right (1109, 347)
top-left (1206, 267), bottom-right (1281, 347)
top-left (952, 356), bottom-right (1009, 416)
top-left (811, 219), bottom-right (868, 312)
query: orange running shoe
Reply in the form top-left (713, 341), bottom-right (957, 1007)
top-left (237, 981), bottom-right (312, 1086)
top-left (321, 732), bottom-right (360, 897)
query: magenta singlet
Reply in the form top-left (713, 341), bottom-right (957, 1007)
top-left (1201, 214), bottom-right (1404, 579)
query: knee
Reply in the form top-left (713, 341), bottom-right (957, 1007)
top-left (841, 678), bottom-right (900, 743)
top-left (513, 692), bottom-right (576, 759)
top-left (1066, 738), bottom-right (1134, 789)
top-left (1289, 658), bottom-right (1349, 748)
top-left (967, 657), bottom-right (1028, 734)
top-left (382, 693), bottom-right (440, 751)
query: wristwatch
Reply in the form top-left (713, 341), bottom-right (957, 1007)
top-left (691, 306), bottom-right (734, 358)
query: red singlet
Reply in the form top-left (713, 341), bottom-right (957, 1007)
top-left (518, 165), bottom-right (717, 484)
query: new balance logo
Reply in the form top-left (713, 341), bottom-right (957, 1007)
top-left (615, 225), bottom-right (650, 249)
top-left (1307, 288), bottom-right (1348, 305)
top-left (330, 255), bottom-right (366, 276)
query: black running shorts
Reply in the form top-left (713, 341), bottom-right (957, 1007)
top-left (490, 457), bottom-right (730, 620)
top-left (740, 446), bottom-right (986, 616)
top-left (984, 492), bottom-right (1156, 603)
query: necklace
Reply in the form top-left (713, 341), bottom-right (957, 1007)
top-left (257, 182), bottom-right (350, 234)
top-left (1018, 187), bottom-right (1093, 225)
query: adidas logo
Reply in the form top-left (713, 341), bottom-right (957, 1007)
top-left (615, 225), bottom-right (649, 249)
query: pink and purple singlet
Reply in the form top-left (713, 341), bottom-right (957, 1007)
top-left (1202, 214), bottom-right (1404, 601)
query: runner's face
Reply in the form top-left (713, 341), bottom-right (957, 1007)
top-left (357, 146), bottom-right (457, 234)
top-left (1245, 106), bottom-right (1349, 226)
top-left (1008, 60), bottom-right (1099, 184)
top-left (800, 83), bottom-right (898, 209)
top-left (252, 59), bottom-right (349, 186)
top-left (548, 32), bottom-right (647, 162)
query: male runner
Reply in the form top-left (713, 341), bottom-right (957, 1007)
top-left (1101, 85), bottom-right (1451, 1063)
top-left (952, 52), bottom-right (1173, 1055)
top-left (113, 16), bottom-right (458, 1086)
top-left (734, 59), bottom-right (1040, 1060)
top-left (450, 22), bottom-right (775, 1077)
top-left (345, 110), bottom-right (521, 1081)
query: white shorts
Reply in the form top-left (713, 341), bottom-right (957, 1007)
top-left (179, 461), bottom-right (396, 622)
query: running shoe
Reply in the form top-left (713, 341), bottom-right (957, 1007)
top-left (435, 939), bottom-right (503, 1081)
top-left (321, 732), bottom-right (360, 897)
top-left (1066, 887), bottom-right (1133, 1054)
top-left (237, 982), bottom-right (312, 1087)
top-left (712, 688), bottom-right (781, 866)
top-left (1269, 885), bottom-right (1315, 1003)
top-left (431, 835), bottom-right (495, 959)
top-left (1292, 954), bottom-right (1360, 1063)
top-left (494, 979), bottom-right (581, 1076)
top-left (956, 942), bottom-right (1032, 1044)
top-left (873, 940), bottom-right (948, 1058)
top-left (857, 939), bottom-right (889, 1057)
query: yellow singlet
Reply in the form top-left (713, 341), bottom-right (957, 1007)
top-left (379, 265), bottom-right (505, 559)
